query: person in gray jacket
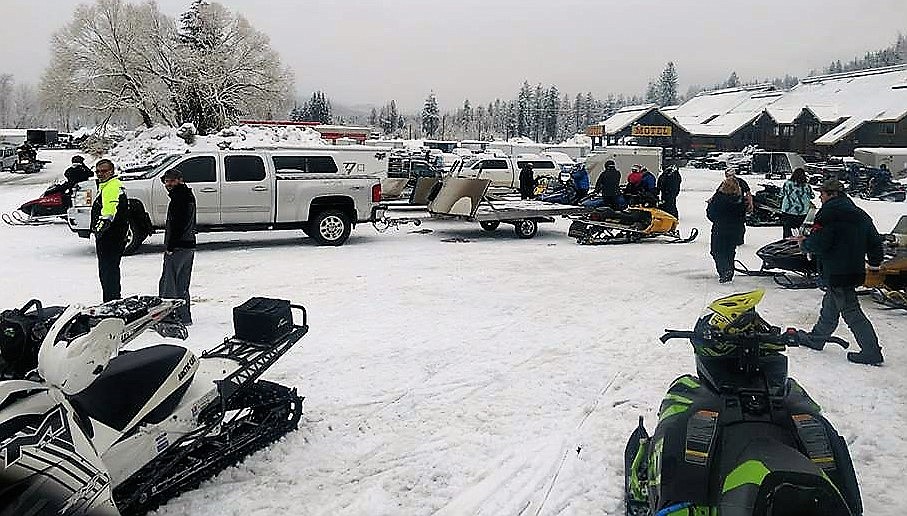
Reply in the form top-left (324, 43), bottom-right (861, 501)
top-left (158, 169), bottom-right (197, 324)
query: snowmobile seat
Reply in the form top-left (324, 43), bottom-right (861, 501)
top-left (70, 344), bottom-right (195, 432)
top-left (590, 207), bottom-right (650, 227)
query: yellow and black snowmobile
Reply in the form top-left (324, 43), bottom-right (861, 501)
top-left (624, 290), bottom-right (862, 516)
top-left (567, 206), bottom-right (698, 245)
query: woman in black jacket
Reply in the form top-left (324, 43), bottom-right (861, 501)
top-left (707, 177), bottom-right (747, 283)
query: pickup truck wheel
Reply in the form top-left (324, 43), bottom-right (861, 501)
top-left (312, 209), bottom-right (351, 246)
top-left (122, 217), bottom-right (146, 255)
top-left (480, 221), bottom-right (500, 232)
top-left (513, 219), bottom-right (538, 239)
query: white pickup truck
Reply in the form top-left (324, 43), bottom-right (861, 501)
top-left (448, 154), bottom-right (561, 189)
top-left (67, 149), bottom-right (385, 252)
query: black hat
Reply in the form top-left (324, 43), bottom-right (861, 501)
top-left (72, 155), bottom-right (84, 163)
top-left (161, 169), bottom-right (183, 181)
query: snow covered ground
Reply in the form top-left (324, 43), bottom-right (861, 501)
top-left (1, 151), bottom-right (905, 515)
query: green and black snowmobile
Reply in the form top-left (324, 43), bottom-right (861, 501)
top-left (624, 290), bottom-right (862, 516)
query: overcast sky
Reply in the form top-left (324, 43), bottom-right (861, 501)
top-left (1, 0), bottom-right (905, 111)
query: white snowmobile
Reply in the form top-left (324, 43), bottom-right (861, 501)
top-left (0, 295), bottom-right (307, 515)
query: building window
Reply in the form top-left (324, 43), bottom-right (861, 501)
top-left (880, 123), bottom-right (897, 135)
top-left (779, 125), bottom-right (794, 137)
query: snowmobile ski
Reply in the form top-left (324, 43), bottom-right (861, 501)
top-left (624, 416), bottom-right (651, 516)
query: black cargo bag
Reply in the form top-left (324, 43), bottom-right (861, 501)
top-left (233, 297), bottom-right (293, 344)
top-left (0, 300), bottom-right (65, 377)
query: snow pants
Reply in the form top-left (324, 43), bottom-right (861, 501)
top-left (812, 285), bottom-right (881, 355)
top-left (710, 232), bottom-right (737, 279)
top-left (159, 248), bottom-right (195, 324)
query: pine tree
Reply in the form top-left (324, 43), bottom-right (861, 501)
top-left (584, 92), bottom-right (595, 127)
top-left (532, 83), bottom-right (544, 141)
top-left (655, 62), bottom-right (679, 106)
top-left (517, 81), bottom-right (532, 138)
top-left (559, 93), bottom-right (574, 141)
top-left (574, 93), bottom-right (585, 134)
top-left (461, 98), bottom-right (472, 137)
top-left (421, 91), bottom-right (440, 137)
top-left (544, 85), bottom-right (559, 143)
top-left (725, 71), bottom-right (739, 88)
top-left (368, 107), bottom-right (378, 127)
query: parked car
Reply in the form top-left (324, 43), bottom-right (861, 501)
top-left (67, 149), bottom-right (385, 252)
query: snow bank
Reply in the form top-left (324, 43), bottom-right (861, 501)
top-left (104, 124), bottom-right (328, 169)
top-left (561, 133), bottom-right (593, 147)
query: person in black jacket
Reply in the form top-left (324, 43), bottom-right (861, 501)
top-left (519, 163), bottom-right (534, 200)
top-left (158, 169), bottom-right (197, 324)
top-left (91, 159), bottom-right (129, 302)
top-left (64, 155), bottom-right (93, 186)
top-left (796, 179), bottom-right (885, 365)
top-left (595, 160), bottom-right (622, 209)
top-left (706, 177), bottom-right (746, 283)
top-left (657, 165), bottom-right (682, 218)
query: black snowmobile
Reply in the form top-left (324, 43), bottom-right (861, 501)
top-left (537, 171), bottom-right (579, 205)
top-left (624, 290), bottom-right (862, 516)
top-left (734, 238), bottom-right (819, 289)
top-left (858, 176), bottom-right (906, 202)
top-left (745, 184), bottom-right (783, 227)
top-left (0, 295), bottom-right (307, 515)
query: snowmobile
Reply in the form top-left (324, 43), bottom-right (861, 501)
top-left (737, 214), bottom-right (906, 291)
top-left (745, 183), bottom-right (784, 227)
top-left (857, 178), bottom-right (906, 202)
top-left (734, 238), bottom-right (819, 289)
top-left (0, 295), bottom-right (307, 515)
top-left (3, 180), bottom-right (75, 225)
top-left (624, 289), bottom-right (862, 516)
top-left (567, 206), bottom-right (698, 245)
top-left (537, 171), bottom-right (579, 205)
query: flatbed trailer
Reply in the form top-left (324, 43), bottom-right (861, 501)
top-left (427, 177), bottom-right (585, 238)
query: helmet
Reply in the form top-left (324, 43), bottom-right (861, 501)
top-left (37, 305), bottom-right (124, 395)
top-left (705, 289), bottom-right (765, 334)
top-left (604, 160), bottom-right (616, 168)
top-left (72, 155), bottom-right (85, 163)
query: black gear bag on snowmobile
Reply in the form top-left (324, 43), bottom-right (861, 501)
top-left (624, 290), bottom-right (862, 516)
top-left (0, 299), bottom-right (65, 377)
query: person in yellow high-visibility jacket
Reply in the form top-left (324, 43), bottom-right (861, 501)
top-left (90, 159), bottom-right (129, 302)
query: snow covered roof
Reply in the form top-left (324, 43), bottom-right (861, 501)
top-left (667, 84), bottom-right (781, 137)
top-left (759, 65), bottom-right (907, 145)
top-left (598, 104), bottom-right (658, 135)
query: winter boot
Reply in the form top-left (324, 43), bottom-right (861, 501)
top-left (847, 350), bottom-right (884, 365)
top-left (800, 331), bottom-right (827, 351)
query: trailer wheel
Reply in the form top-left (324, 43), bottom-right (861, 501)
top-left (312, 209), bottom-right (351, 246)
top-left (480, 221), bottom-right (500, 232)
top-left (513, 219), bottom-right (538, 239)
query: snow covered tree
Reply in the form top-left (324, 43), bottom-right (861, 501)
top-left (559, 93), bottom-right (574, 141)
top-left (0, 75), bottom-right (13, 128)
top-left (574, 93), bottom-right (585, 134)
top-left (517, 81), bottom-right (532, 137)
top-left (648, 62), bottom-right (679, 106)
top-left (460, 98), bottom-right (472, 137)
top-left (421, 91), bottom-right (440, 137)
top-left (543, 85), bottom-right (559, 143)
top-left (368, 107), bottom-right (378, 127)
top-left (174, 1), bottom-right (293, 133)
top-left (725, 71), bottom-right (740, 88)
top-left (300, 91), bottom-right (332, 123)
top-left (41, 0), bottom-right (176, 129)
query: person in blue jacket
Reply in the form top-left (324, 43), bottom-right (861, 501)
top-left (571, 164), bottom-right (590, 201)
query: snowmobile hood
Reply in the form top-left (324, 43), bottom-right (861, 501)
top-left (0, 379), bottom-right (47, 411)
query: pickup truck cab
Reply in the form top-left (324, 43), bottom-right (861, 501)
top-left (68, 149), bottom-right (384, 252)
top-left (448, 154), bottom-right (560, 189)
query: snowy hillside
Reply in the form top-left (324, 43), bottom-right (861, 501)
top-left (1, 151), bottom-right (905, 515)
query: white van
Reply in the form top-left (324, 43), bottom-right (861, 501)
top-left (751, 152), bottom-right (806, 179)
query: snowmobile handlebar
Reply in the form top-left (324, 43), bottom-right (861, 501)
top-left (659, 328), bottom-right (849, 349)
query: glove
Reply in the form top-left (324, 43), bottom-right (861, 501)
top-left (93, 218), bottom-right (110, 234)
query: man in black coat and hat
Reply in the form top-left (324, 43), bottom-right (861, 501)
top-left (797, 179), bottom-right (885, 365)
